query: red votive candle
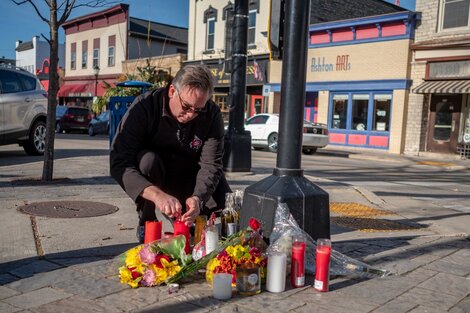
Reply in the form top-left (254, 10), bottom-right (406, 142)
top-left (144, 221), bottom-right (162, 244)
top-left (173, 220), bottom-right (190, 254)
top-left (314, 238), bottom-right (331, 292)
top-left (291, 235), bottom-right (306, 288)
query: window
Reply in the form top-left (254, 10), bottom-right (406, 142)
top-left (331, 95), bottom-right (348, 129)
top-left (108, 35), bottom-right (115, 67)
top-left (351, 94), bottom-right (369, 131)
top-left (207, 18), bottom-right (215, 50)
top-left (81, 40), bottom-right (88, 69)
top-left (248, 10), bottom-right (257, 46)
top-left (0, 71), bottom-right (22, 93)
top-left (372, 95), bottom-right (391, 131)
top-left (108, 46), bottom-right (115, 67)
top-left (71, 43), bottom-right (76, 70)
top-left (93, 48), bottom-right (99, 68)
top-left (18, 73), bottom-right (37, 91)
top-left (246, 115), bottom-right (268, 125)
top-left (93, 38), bottom-right (100, 68)
top-left (441, 0), bottom-right (470, 30)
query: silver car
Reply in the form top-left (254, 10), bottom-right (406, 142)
top-left (0, 65), bottom-right (47, 155)
top-left (245, 113), bottom-right (329, 154)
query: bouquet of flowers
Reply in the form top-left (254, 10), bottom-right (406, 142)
top-left (206, 244), bottom-right (267, 285)
top-left (205, 218), bottom-right (267, 285)
top-left (118, 235), bottom-right (192, 288)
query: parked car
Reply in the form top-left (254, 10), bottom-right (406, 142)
top-left (55, 106), bottom-right (92, 133)
top-left (244, 114), bottom-right (329, 154)
top-left (88, 110), bottom-right (110, 136)
top-left (0, 64), bottom-right (48, 155)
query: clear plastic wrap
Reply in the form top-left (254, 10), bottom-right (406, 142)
top-left (268, 203), bottom-right (391, 278)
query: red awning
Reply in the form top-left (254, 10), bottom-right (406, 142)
top-left (58, 83), bottom-right (91, 97)
top-left (58, 81), bottom-right (111, 97)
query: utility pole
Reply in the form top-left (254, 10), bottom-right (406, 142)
top-left (240, 0), bottom-right (330, 241)
top-left (223, 0), bottom-right (252, 172)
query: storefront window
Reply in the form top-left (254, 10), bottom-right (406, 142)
top-left (372, 94), bottom-right (391, 131)
top-left (332, 95), bottom-right (348, 129)
top-left (352, 94), bottom-right (369, 131)
top-left (214, 94), bottom-right (229, 123)
top-left (462, 99), bottom-right (470, 143)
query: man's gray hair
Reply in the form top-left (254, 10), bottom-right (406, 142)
top-left (173, 64), bottom-right (214, 98)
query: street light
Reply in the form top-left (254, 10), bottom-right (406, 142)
top-left (93, 65), bottom-right (100, 96)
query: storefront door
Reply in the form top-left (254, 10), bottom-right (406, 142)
top-left (427, 95), bottom-right (462, 153)
top-left (250, 95), bottom-right (264, 116)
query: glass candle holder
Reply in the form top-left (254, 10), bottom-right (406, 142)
top-left (236, 263), bottom-right (261, 296)
top-left (194, 215), bottom-right (207, 245)
top-left (291, 234), bottom-right (306, 288)
top-left (314, 238), bottom-right (331, 292)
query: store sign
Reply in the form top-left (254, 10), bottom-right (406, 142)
top-left (310, 55), bottom-right (351, 73)
top-left (429, 60), bottom-right (470, 79)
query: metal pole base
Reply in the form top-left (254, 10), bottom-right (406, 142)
top-left (240, 169), bottom-right (330, 240)
top-left (223, 132), bottom-right (252, 172)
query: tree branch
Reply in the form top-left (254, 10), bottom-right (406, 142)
top-left (41, 33), bottom-right (51, 44)
top-left (11, 0), bottom-right (50, 25)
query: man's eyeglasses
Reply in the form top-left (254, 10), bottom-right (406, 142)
top-left (176, 90), bottom-right (207, 113)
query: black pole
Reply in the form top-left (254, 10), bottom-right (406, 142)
top-left (240, 0), bottom-right (330, 241)
top-left (277, 0), bottom-right (309, 170)
top-left (223, 0), bottom-right (252, 172)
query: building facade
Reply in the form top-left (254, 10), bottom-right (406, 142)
top-left (187, 0), bottom-right (270, 122)
top-left (268, 11), bottom-right (416, 153)
top-left (406, 0), bottom-right (470, 156)
top-left (15, 36), bottom-right (65, 75)
top-left (60, 4), bottom-right (187, 108)
top-left (187, 0), bottom-right (416, 153)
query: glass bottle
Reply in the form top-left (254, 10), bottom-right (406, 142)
top-left (221, 193), bottom-right (239, 237)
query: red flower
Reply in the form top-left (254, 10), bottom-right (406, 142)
top-left (249, 218), bottom-right (261, 231)
top-left (128, 267), bottom-right (141, 280)
top-left (153, 254), bottom-right (171, 268)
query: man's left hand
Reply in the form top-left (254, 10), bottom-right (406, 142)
top-left (181, 196), bottom-right (201, 226)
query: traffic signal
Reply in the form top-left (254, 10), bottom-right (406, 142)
top-left (269, 0), bottom-right (285, 60)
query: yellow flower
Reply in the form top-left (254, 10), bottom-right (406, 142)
top-left (119, 266), bottom-right (132, 284)
top-left (125, 246), bottom-right (143, 268)
top-left (205, 258), bottom-right (221, 282)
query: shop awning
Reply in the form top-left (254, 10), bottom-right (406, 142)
top-left (413, 80), bottom-right (470, 94)
top-left (57, 83), bottom-right (91, 97)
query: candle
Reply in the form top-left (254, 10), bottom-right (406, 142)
top-left (314, 238), bottom-right (331, 292)
top-left (144, 221), bottom-right (162, 244)
top-left (173, 220), bottom-right (190, 254)
top-left (236, 263), bottom-right (261, 296)
top-left (212, 273), bottom-right (233, 300)
top-left (266, 251), bottom-right (287, 293)
top-left (291, 235), bottom-right (306, 288)
top-left (205, 225), bottom-right (219, 255)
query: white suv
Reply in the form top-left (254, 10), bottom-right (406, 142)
top-left (0, 65), bottom-right (48, 155)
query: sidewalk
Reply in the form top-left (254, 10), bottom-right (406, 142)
top-left (0, 146), bottom-right (469, 313)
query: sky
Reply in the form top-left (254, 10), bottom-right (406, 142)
top-left (0, 0), bottom-right (415, 60)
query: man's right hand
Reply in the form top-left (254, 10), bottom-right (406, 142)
top-left (141, 185), bottom-right (182, 218)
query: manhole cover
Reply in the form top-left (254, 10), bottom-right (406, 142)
top-left (18, 201), bottom-right (119, 218)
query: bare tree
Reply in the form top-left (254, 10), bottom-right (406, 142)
top-left (11, 0), bottom-right (116, 181)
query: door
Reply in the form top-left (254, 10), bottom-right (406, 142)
top-left (250, 95), bottom-right (264, 117)
top-left (427, 95), bottom-right (462, 153)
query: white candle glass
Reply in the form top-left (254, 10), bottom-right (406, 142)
top-left (205, 225), bottom-right (219, 255)
top-left (266, 251), bottom-right (287, 293)
top-left (212, 273), bottom-right (233, 300)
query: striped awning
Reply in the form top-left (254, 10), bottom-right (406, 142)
top-left (413, 80), bottom-right (470, 94)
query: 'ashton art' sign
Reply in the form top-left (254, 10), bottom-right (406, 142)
top-left (310, 55), bottom-right (351, 73)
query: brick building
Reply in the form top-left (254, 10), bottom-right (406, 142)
top-left (405, 0), bottom-right (470, 156)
